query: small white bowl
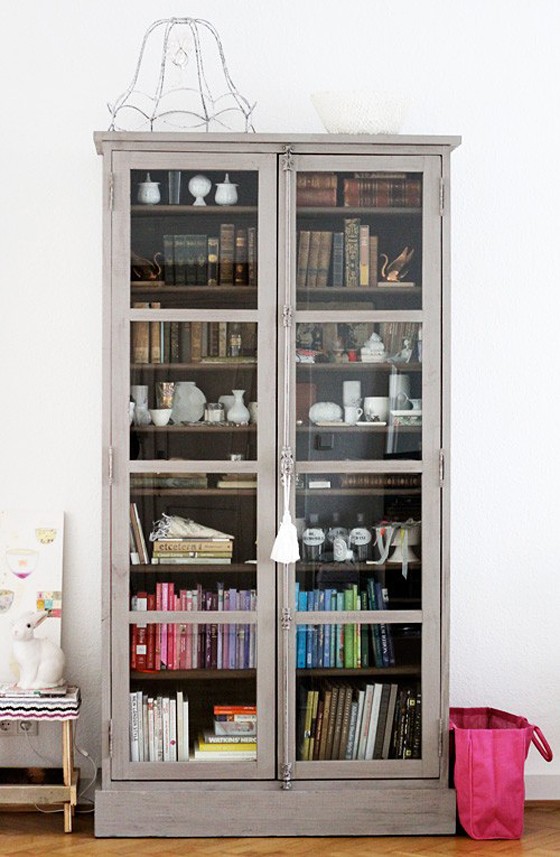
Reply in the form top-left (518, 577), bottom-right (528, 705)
top-left (311, 90), bottom-right (407, 135)
top-left (149, 408), bottom-right (172, 427)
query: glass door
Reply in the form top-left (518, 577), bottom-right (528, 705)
top-left (281, 154), bottom-right (442, 780)
top-left (111, 150), bottom-right (277, 780)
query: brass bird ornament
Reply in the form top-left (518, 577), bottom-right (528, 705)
top-left (380, 246), bottom-right (414, 282)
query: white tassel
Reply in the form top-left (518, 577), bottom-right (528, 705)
top-left (271, 476), bottom-right (300, 563)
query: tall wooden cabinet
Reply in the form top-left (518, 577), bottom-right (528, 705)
top-left (94, 132), bottom-right (460, 837)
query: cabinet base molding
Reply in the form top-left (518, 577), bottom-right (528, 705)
top-left (95, 785), bottom-right (456, 837)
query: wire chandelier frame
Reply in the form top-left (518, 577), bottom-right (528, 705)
top-left (108, 17), bottom-right (256, 132)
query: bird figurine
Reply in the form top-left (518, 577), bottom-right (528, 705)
top-left (380, 246), bottom-right (415, 282)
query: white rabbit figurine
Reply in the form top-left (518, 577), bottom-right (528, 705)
top-left (11, 611), bottom-right (65, 689)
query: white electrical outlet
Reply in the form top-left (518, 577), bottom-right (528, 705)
top-left (0, 719), bottom-right (38, 736)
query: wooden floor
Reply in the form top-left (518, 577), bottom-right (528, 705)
top-left (0, 804), bottom-right (559, 856)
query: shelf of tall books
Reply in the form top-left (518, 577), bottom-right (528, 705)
top-left (95, 133), bottom-right (459, 837)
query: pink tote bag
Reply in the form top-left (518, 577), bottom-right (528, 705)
top-left (449, 707), bottom-right (552, 839)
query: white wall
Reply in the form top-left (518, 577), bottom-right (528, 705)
top-left (0, 0), bottom-right (558, 800)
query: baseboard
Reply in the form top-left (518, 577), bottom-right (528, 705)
top-left (526, 775), bottom-right (560, 800)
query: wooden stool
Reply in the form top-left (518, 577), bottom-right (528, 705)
top-left (0, 687), bottom-right (81, 832)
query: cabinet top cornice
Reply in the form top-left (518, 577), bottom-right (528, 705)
top-left (94, 131), bottom-right (461, 155)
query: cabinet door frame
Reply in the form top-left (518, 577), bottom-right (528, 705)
top-left (108, 149), bottom-right (278, 781)
top-left (277, 152), bottom-right (445, 780)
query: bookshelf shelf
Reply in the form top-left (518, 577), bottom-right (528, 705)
top-left (131, 669), bottom-right (256, 680)
top-left (131, 205), bottom-right (258, 216)
top-left (296, 361), bottom-right (422, 372)
top-left (130, 563), bottom-right (255, 573)
top-left (296, 424), bottom-right (421, 434)
top-left (131, 284), bottom-right (257, 295)
top-left (132, 424), bottom-right (256, 433)
top-left (131, 362), bottom-right (257, 371)
top-left (297, 206), bottom-right (422, 217)
top-left (297, 488), bottom-right (421, 497)
top-left (130, 488), bottom-right (256, 496)
top-left (97, 132), bottom-right (458, 837)
top-left (296, 666), bottom-right (421, 678)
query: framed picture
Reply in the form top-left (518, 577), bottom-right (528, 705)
top-left (0, 510), bottom-right (64, 684)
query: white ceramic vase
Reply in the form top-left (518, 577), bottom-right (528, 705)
top-left (227, 389), bottom-right (250, 424)
top-left (171, 381), bottom-right (206, 423)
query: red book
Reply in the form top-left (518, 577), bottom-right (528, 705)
top-left (134, 623), bottom-right (148, 671)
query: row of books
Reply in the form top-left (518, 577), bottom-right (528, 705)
top-left (151, 536), bottom-right (234, 565)
top-left (131, 620), bottom-right (257, 672)
top-left (129, 697), bottom-right (257, 763)
top-left (296, 222), bottom-right (379, 290)
top-left (131, 318), bottom-right (258, 365)
top-left (296, 172), bottom-right (422, 209)
top-left (295, 581), bottom-right (394, 669)
top-left (193, 705), bottom-right (257, 761)
top-left (129, 689), bottom-right (189, 762)
top-left (339, 473), bottom-right (421, 489)
top-left (298, 681), bottom-right (420, 762)
top-left (162, 226), bottom-right (257, 287)
top-left (131, 585), bottom-right (256, 673)
top-left (131, 585), bottom-right (256, 612)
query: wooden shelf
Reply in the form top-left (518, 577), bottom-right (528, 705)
top-left (297, 286), bottom-right (421, 295)
top-left (296, 562), bottom-right (421, 572)
top-left (131, 285), bottom-right (257, 295)
top-left (130, 488), bottom-right (257, 496)
top-left (297, 488), bottom-right (421, 496)
top-left (133, 424), bottom-right (256, 433)
top-left (296, 666), bottom-right (421, 677)
top-left (131, 669), bottom-right (256, 680)
top-left (296, 361), bottom-right (421, 371)
top-left (297, 207), bottom-right (422, 217)
top-left (131, 563), bottom-right (255, 573)
top-left (131, 205), bottom-right (258, 216)
top-left (297, 423), bottom-right (421, 433)
top-left (131, 361), bottom-right (257, 371)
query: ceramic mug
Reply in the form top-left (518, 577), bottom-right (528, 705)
top-left (363, 396), bottom-right (389, 422)
top-left (344, 405), bottom-right (363, 425)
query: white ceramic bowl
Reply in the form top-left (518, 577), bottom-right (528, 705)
top-left (311, 90), bottom-right (407, 135)
top-left (149, 408), bottom-right (172, 427)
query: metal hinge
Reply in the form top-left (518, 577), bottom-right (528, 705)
top-left (109, 172), bottom-right (114, 210)
top-left (108, 719), bottom-right (113, 758)
top-left (281, 145), bottom-right (294, 172)
top-left (439, 449), bottom-right (445, 487)
top-left (439, 178), bottom-right (445, 216)
top-left (282, 305), bottom-right (294, 327)
top-left (281, 607), bottom-right (292, 630)
top-left (438, 719), bottom-right (444, 757)
top-left (281, 761), bottom-right (293, 790)
top-left (108, 446), bottom-right (114, 485)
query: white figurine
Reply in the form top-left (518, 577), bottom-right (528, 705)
top-left (360, 332), bottom-right (387, 363)
top-left (11, 611), bottom-right (65, 690)
top-left (390, 337), bottom-right (414, 364)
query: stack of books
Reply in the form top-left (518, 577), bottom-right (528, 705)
top-left (296, 172), bottom-right (338, 207)
top-left (342, 173), bottom-right (422, 208)
top-left (193, 704), bottom-right (257, 761)
top-left (151, 536), bottom-right (234, 565)
top-left (216, 473), bottom-right (257, 490)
